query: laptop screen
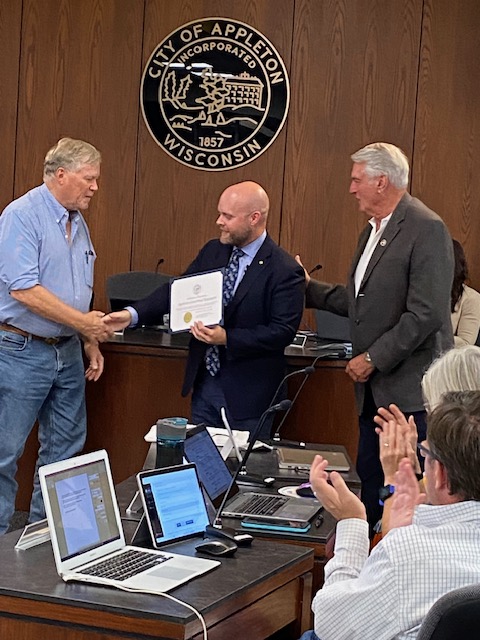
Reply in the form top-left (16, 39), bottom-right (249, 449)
top-left (184, 425), bottom-right (239, 508)
top-left (42, 457), bottom-right (121, 562)
top-left (137, 464), bottom-right (210, 547)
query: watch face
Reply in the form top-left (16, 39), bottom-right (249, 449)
top-left (379, 485), bottom-right (395, 502)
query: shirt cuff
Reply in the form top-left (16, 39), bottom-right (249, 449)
top-left (125, 306), bottom-right (138, 328)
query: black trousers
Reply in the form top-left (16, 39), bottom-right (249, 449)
top-left (356, 383), bottom-right (427, 537)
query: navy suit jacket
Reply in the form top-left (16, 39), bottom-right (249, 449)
top-left (134, 235), bottom-right (305, 420)
top-left (306, 193), bottom-right (454, 413)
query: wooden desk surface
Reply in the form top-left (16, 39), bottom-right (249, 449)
top-left (0, 527), bottom-right (313, 640)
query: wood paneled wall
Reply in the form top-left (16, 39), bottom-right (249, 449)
top-left (5, 0), bottom-right (480, 511)
top-left (1, 0), bottom-right (479, 303)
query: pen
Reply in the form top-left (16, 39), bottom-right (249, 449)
top-left (85, 250), bottom-right (94, 264)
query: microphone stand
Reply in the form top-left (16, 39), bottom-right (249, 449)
top-left (271, 366), bottom-right (315, 442)
top-left (269, 365), bottom-right (318, 415)
top-left (206, 399), bottom-right (292, 539)
top-left (271, 353), bottom-right (340, 443)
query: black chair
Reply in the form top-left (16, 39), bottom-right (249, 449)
top-left (106, 271), bottom-right (170, 312)
top-left (416, 584), bottom-right (480, 640)
top-left (314, 309), bottom-right (351, 342)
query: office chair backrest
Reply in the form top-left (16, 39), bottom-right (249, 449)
top-left (106, 271), bottom-right (170, 312)
top-left (416, 584), bottom-right (480, 640)
top-left (314, 309), bottom-right (351, 342)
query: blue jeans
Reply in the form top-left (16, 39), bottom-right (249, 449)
top-left (0, 331), bottom-right (86, 533)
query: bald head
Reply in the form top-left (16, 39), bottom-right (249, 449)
top-left (216, 181), bottom-right (269, 247)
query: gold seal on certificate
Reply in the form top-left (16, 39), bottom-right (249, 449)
top-left (169, 270), bottom-right (224, 333)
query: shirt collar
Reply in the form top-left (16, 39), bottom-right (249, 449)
top-left (368, 212), bottom-right (393, 232)
top-left (40, 182), bottom-right (79, 222)
top-left (413, 500), bottom-right (480, 528)
top-left (239, 230), bottom-right (267, 260)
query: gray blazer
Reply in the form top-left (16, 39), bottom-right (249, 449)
top-left (306, 193), bottom-right (454, 414)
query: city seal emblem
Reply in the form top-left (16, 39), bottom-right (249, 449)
top-left (141, 17), bottom-right (290, 171)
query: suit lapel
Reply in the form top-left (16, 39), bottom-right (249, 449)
top-left (351, 194), bottom-right (409, 292)
top-left (349, 225), bottom-right (371, 280)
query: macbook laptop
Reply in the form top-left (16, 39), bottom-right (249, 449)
top-left (39, 449), bottom-right (219, 594)
top-left (136, 463), bottom-right (211, 549)
top-left (184, 425), bottom-right (322, 527)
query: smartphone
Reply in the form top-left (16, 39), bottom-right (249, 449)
top-left (241, 517), bottom-right (311, 534)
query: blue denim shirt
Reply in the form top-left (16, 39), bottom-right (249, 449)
top-left (0, 183), bottom-right (96, 337)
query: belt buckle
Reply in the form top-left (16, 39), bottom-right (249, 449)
top-left (44, 337), bottom-right (60, 346)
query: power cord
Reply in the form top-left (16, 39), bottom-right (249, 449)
top-left (65, 579), bottom-right (208, 639)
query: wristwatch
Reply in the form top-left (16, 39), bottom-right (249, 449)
top-left (379, 484), bottom-right (395, 506)
top-left (364, 351), bottom-right (373, 364)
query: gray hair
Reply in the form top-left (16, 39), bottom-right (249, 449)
top-left (350, 142), bottom-right (409, 189)
top-left (427, 391), bottom-right (480, 500)
top-left (43, 138), bottom-right (101, 178)
top-left (422, 345), bottom-right (480, 411)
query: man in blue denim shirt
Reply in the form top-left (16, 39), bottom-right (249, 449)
top-left (0, 138), bottom-right (113, 534)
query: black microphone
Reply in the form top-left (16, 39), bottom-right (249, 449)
top-left (271, 366), bottom-right (315, 442)
top-left (208, 400), bottom-right (292, 534)
top-left (272, 352), bottom-right (343, 443)
top-left (269, 366), bottom-right (318, 411)
top-left (155, 257), bottom-right (165, 273)
top-left (308, 263), bottom-right (323, 276)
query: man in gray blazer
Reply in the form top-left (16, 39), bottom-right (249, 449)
top-left (297, 142), bottom-right (454, 533)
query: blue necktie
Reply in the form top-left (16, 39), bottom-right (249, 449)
top-left (205, 247), bottom-right (244, 376)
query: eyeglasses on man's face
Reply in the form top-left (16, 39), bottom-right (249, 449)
top-left (417, 441), bottom-right (441, 463)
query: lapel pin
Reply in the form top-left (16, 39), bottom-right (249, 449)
top-left (259, 260), bottom-right (264, 265)
top-left (380, 239), bottom-right (387, 247)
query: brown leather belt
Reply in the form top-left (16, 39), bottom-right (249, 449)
top-left (0, 323), bottom-right (73, 346)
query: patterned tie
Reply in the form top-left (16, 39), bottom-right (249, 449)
top-left (205, 247), bottom-right (244, 376)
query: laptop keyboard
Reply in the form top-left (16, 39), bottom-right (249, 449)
top-left (78, 548), bottom-right (172, 581)
top-left (236, 493), bottom-right (288, 516)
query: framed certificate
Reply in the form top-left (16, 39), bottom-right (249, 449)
top-left (169, 269), bottom-right (224, 333)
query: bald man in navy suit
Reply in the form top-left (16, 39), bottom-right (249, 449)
top-left (106, 181), bottom-right (305, 437)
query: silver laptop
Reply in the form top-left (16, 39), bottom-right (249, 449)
top-left (39, 449), bottom-right (219, 593)
top-left (184, 425), bottom-right (322, 527)
top-left (276, 446), bottom-right (350, 472)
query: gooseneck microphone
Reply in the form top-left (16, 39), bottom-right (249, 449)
top-left (208, 399), bottom-right (292, 533)
top-left (271, 366), bottom-right (315, 442)
top-left (271, 352), bottom-right (343, 442)
top-left (155, 257), bottom-right (165, 273)
top-left (268, 366), bottom-right (318, 411)
top-left (308, 263), bottom-right (323, 276)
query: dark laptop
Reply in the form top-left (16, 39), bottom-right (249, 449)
top-left (184, 425), bottom-right (322, 527)
top-left (315, 309), bottom-right (351, 342)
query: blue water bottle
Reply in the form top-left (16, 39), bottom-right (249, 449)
top-left (155, 417), bottom-right (187, 468)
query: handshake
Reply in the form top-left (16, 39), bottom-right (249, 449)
top-left (80, 309), bottom-right (133, 343)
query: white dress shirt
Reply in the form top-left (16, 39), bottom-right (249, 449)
top-left (312, 501), bottom-right (480, 640)
top-left (354, 214), bottom-right (392, 297)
